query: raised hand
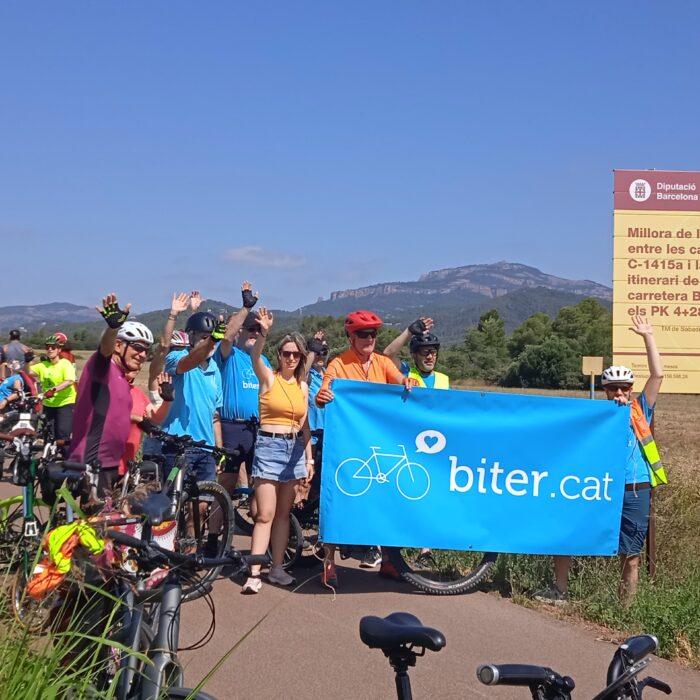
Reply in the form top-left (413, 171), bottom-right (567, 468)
top-left (211, 319), bottom-right (227, 341)
top-left (170, 292), bottom-right (189, 315)
top-left (96, 293), bottom-right (131, 328)
top-left (408, 317), bottom-right (433, 336)
top-left (241, 281), bottom-right (258, 310)
top-left (314, 330), bottom-right (326, 341)
top-left (630, 315), bottom-right (654, 337)
top-left (189, 291), bottom-right (202, 311)
top-left (256, 307), bottom-right (274, 334)
top-left (158, 372), bottom-right (174, 402)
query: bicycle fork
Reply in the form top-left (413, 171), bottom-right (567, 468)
top-left (140, 574), bottom-right (184, 699)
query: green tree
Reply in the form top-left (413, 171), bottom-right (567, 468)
top-left (507, 312), bottom-right (553, 358)
top-left (551, 298), bottom-right (612, 359)
top-left (501, 336), bottom-right (580, 389)
top-left (462, 309), bottom-right (509, 382)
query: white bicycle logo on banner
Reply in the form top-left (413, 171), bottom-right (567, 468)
top-left (334, 444), bottom-right (430, 500)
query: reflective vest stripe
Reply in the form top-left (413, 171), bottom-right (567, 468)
top-left (408, 367), bottom-right (450, 389)
top-left (630, 399), bottom-right (668, 487)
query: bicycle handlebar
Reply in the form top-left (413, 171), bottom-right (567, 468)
top-left (106, 529), bottom-right (268, 572)
top-left (477, 664), bottom-right (575, 693)
top-left (138, 422), bottom-right (240, 457)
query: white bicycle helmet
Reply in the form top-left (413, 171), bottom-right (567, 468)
top-left (601, 365), bottom-right (634, 386)
top-left (117, 321), bottom-right (154, 345)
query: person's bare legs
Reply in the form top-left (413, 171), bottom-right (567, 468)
top-left (619, 554), bottom-right (640, 604)
top-left (269, 481), bottom-right (297, 567)
top-left (554, 555), bottom-right (571, 593)
top-left (237, 463), bottom-right (250, 489)
top-left (247, 480), bottom-right (277, 577)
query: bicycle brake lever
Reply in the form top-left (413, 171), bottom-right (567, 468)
top-left (638, 677), bottom-right (672, 695)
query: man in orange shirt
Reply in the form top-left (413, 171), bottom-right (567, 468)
top-left (316, 310), bottom-right (417, 588)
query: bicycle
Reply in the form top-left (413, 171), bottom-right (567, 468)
top-left (477, 633), bottom-right (672, 699)
top-left (104, 523), bottom-right (269, 699)
top-left (138, 424), bottom-right (236, 601)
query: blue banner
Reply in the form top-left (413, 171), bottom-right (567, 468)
top-left (320, 380), bottom-right (630, 555)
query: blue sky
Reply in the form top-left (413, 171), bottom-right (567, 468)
top-left (1, 3), bottom-right (699, 312)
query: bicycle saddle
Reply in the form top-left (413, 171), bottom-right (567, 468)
top-left (359, 612), bottom-right (446, 652)
top-left (129, 490), bottom-right (171, 526)
top-left (45, 461), bottom-right (89, 483)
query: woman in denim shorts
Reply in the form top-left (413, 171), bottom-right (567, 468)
top-left (242, 308), bottom-right (314, 593)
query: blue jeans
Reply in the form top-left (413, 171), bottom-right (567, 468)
top-left (162, 445), bottom-right (216, 483)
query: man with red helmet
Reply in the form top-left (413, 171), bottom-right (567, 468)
top-left (316, 310), bottom-right (417, 588)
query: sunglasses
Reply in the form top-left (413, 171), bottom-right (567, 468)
top-left (45, 344), bottom-right (59, 350)
top-left (354, 329), bottom-right (377, 339)
top-left (604, 384), bottom-right (632, 392)
top-left (417, 348), bottom-right (438, 357)
top-left (129, 343), bottom-right (150, 355)
top-left (318, 348), bottom-right (329, 356)
top-left (281, 350), bottom-right (302, 360)
top-left (245, 326), bottom-right (262, 334)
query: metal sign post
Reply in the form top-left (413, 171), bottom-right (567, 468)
top-left (581, 356), bottom-right (604, 400)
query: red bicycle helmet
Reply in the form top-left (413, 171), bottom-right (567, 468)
top-left (54, 332), bottom-right (68, 346)
top-left (344, 310), bottom-right (383, 333)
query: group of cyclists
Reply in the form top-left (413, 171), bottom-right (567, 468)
top-left (0, 284), bottom-right (665, 604)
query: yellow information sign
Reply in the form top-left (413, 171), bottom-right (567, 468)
top-left (613, 170), bottom-right (700, 393)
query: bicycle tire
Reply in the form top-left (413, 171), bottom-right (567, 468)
top-left (231, 487), bottom-right (254, 536)
top-left (279, 511), bottom-right (303, 571)
top-left (176, 480), bottom-right (234, 602)
top-left (390, 548), bottom-right (498, 595)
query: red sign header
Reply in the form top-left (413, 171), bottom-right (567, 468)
top-left (614, 169), bottom-right (700, 212)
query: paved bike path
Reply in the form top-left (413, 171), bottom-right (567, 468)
top-left (179, 557), bottom-right (700, 699)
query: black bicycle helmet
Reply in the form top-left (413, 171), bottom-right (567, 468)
top-left (409, 333), bottom-right (441, 353)
top-left (185, 311), bottom-right (217, 334)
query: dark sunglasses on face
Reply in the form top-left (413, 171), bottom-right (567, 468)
top-left (246, 326), bottom-right (262, 334)
top-left (45, 345), bottom-right (59, 350)
top-left (418, 348), bottom-right (438, 357)
top-left (354, 329), bottom-right (377, 339)
top-left (604, 384), bottom-right (632, 392)
top-left (281, 350), bottom-right (301, 360)
top-left (318, 348), bottom-right (329, 356)
top-left (129, 343), bottom-right (150, 355)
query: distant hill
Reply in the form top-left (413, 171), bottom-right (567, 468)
top-left (0, 262), bottom-right (611, 346)
top-left (0, 302), bottom-right (99, 333)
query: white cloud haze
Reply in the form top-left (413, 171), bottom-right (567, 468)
top-left (224, 246), bottom-right (306, 269)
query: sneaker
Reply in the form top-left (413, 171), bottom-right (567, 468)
top-left (378, 560), bottom-right (402, 581)
top-left (268, 565), bottom-right (296, 587)
top-left (241, 576), bottom-right (262, 594)
top-left (359, 546), bottom-right (382, 568)
top-left (321, 559), bottom-right (338, 590)
top-left (534, 584), bottom-right (568, 605)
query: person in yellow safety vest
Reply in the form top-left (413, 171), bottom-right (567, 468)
top-left (383, 317), bottom-right (450, 389)
top-left (536, 314), bottom-right (665, 607)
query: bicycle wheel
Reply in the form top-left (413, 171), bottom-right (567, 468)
top-left (231, 486), bottom-right (254, 536)
top-left (278, 512), bottom-right (303, 571)
top-left (396, 462), bottom-right (430, 501)
top-left (176, 481), bottom-right (233, 602)
top-left (390, 547), bottom-right (498, 595)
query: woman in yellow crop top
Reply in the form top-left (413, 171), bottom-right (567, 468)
top-left (243, 307), bottom-right (313, 593)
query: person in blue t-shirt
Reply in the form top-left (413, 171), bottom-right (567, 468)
top-left (0, 363), bottom-right (24, 410)
top-left (211, 282), bottom-right (266, 495)
top-left (536, 315), bottom-right (664, 605)
top-left (161, 311), bottom-right (224, 483)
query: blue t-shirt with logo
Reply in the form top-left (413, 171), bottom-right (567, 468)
top-left (214, 345), bottom-right (271, 421)
top-left (625, 392), bottom-right (654, 484)
top-left (162, 349), bottom-right (223, 445)
top-left (0, 374), bottom-right (22, 401)
top-left (307, 367), bottom-right (325, 433)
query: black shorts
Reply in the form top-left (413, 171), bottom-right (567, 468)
top-left (220, 419), bottom-right (257, 472)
